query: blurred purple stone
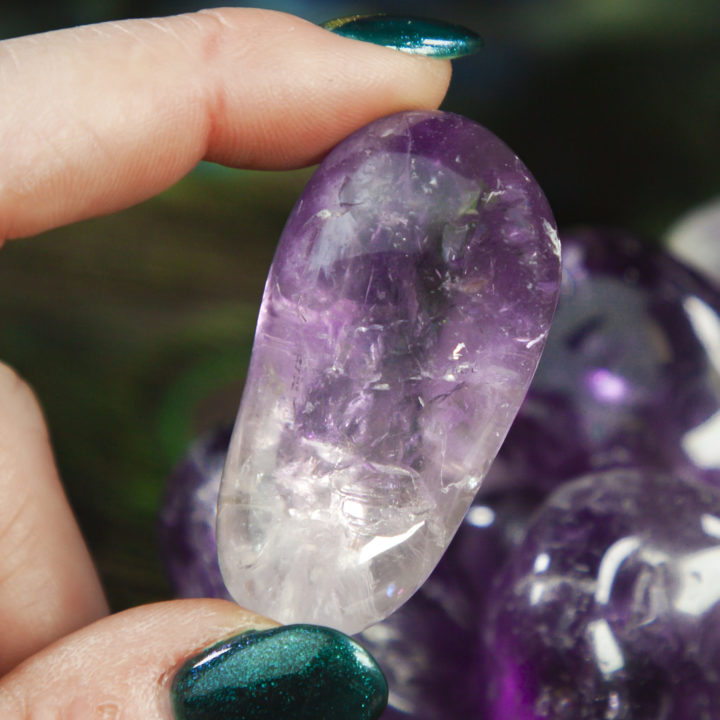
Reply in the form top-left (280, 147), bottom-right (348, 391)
top-left (485, 468), bottom-right (720, 719)
top-left (158, 428), bottom-right (231, 600)
top-left (487, 228), bottom-right (720, 493)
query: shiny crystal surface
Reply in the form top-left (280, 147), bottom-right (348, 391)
top-left (486, 228), bottom-right (720, 494)
top-left (217, 111), bottom-right (560, 634)
top-left (486, 468), bottom-right (720, 719)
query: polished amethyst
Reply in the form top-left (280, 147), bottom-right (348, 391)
top-left (217, 110), bottom-right (560, 633)
top-left (485, 468), bottom-right (720, 719)
top-left (486, 228), bottom-right (720, 494)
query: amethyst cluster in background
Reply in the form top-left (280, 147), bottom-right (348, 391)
top-left (159, 227), bottom-right (720, 718)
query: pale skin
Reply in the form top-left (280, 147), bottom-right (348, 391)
top-left (0, 6), bottom-right (450, 717)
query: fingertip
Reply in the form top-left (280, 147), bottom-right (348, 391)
top-left (406, 53), bottom-right (453, 109)
top-left (200, 8), bottom-right (453, 168)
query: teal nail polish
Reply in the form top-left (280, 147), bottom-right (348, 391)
top-left (171, 624), bottom-right (388, 720)
top-left (322, 14), bottom-right (482, 59)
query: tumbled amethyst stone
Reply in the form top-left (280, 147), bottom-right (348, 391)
top-left (217, 110), bottom-right (560, 633)
top-left (486, 468), bottom-right (720, 719)
top-left (486, 228), bottom-right (720, 493)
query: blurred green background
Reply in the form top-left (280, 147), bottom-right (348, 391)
top-left (1, 0), bottom-right (719, 610)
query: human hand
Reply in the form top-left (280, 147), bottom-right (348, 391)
top-left (0, 8), bottom-right (453, 718)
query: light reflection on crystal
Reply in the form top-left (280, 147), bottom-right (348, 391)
top-left (666, 195), bottom-right (720, 284)
top-left (594, 536), bottom-right (642, 604)
top-left (683, 295), bottom-right (720, 374)
top-left (701, 513), bottom-right (720, 538)
top-left (586, 368), bottom-right (629, 404)
top-left (529, 579), bottom-right (546, 606)
top-left (587, 619), bottom-right (625, 676)
top-left (674, 545), bottom-right (720, 616)
top-left (533, 552), bottom-right (550, 574)
top-left (682, 410), bottom-right (720, 469)
top-left (358, 521), bottom-right (426, 564)
top-left (465, 504), bottom-right (495, 528)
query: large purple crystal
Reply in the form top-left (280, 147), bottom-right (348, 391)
top-left (486, 228), bottom-right (720, 493)
top-left (217, 110), bottom-right (560, 633)
top-left (485, 468), bottom-right (720, 719)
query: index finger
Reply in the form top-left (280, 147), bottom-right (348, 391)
top-left (0, 8), bottom-right (451, 241)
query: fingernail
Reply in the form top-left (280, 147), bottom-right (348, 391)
top-left (321, 14), bottom-right (482, 59)
top-left (170, 624), bottom-right (388, 720)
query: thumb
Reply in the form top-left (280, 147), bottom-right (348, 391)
top-left (0, 599), bottom-right (387, 720)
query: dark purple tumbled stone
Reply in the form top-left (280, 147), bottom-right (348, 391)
top-left (158, 428), bottom-right (231, 600)
top-left (485, 468), bottom-right (720, 719)
top-left (486, 228), bottom-right (720, 494)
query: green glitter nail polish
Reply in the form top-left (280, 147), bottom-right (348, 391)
top-left (321, 14), bottom-right (482, 59)
top-left (171, 624), bottom-right (388, 720)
